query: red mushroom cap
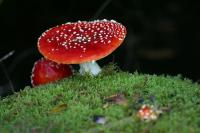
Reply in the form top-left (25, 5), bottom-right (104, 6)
top-left (31, 58), bottom-right (73, 87)
top-left (137, 105), bottom-right (158, 121)
top-left (38, 19), bottom-right (126, 64)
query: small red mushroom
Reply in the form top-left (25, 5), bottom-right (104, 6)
top-left (37, 19), bottom-right (126, 75)
top-left (31, 58), bottom-right (73, 86)
top-left (137, 105), bottom-right (158, 121)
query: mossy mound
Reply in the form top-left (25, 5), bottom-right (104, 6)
top-left (0, 66), bottom-right (200, 133)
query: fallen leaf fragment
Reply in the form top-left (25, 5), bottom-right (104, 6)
top-left (49, 103), bottom-right (67, 114)
top-left (104, 94), bottom-right (128, 106)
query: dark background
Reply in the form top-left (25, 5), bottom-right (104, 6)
top-left (0, 0), bottom-right (200, 96)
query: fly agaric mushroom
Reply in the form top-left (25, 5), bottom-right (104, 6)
top-left (137, 105), bottom-right (160, 121)
top-left (31, 58), bottom-right (73, 86)
top-left (37, 19), bottom-right (126, 75)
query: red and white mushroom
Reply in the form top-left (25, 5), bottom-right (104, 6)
top-left (37, 19), bottom-right (126, 75)
top-left (31, 58), bottom-right (73, 86)
top-left (137, 105), bottom-right (159, 121)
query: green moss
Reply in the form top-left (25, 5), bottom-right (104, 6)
top-left (0, 65), bottom-right (200, 132)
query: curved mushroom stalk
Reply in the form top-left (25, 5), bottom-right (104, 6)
top-left (79, 61), bottom-right (101, 76)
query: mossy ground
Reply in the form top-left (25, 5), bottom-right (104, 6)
top-left (0, 65), bottom-right (200, 133)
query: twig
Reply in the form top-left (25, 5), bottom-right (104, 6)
top-left (91, 0), bottom-right (112, 20)
top-left (0, 51), bottom-right (15, 93)
top-left (0, 50), bottom-right (15, 62)
top-left (0, 0), bottom-right (3, 6)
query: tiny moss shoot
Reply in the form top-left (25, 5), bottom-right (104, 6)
top-left (0, 64), bottom-right (200, 133)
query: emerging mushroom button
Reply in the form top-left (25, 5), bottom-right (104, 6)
top-left (38, 19), bottom-right (126, 75)
top-left (31, 58), bottom-right (73, 86)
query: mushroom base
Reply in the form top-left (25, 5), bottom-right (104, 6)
top-left (79, 61), bottom-right (101, 76)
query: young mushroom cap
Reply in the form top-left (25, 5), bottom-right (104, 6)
top-left (37, 19), bottom-right (126, 64)
top-left (137, 105), bottom-right (158, 121)
top-left (31, 58), bottom-right (73, 87)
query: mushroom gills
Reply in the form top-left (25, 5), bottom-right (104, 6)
top-left (79, 61), bottom-right (101, 76)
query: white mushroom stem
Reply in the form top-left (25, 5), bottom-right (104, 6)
top-left (79, 61), bottom-right (101, 76)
